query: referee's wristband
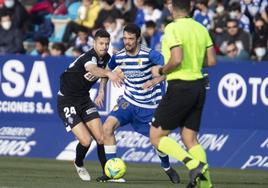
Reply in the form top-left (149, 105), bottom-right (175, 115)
top-left (159, 67), bottom-right (164, 75)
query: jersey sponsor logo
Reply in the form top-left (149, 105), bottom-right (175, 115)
top-left (124, 70), bottom-right (145, 78)
top-left (86, 107), bottom-right (97, 115)
top-left (84, 72), bottom-right (98, 82)
top-left (218, 73), bottom-right (268, 107)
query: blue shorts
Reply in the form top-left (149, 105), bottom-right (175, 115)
top-left (109, 97), bottom-right (154, 137)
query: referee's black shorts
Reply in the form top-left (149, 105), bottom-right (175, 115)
top-left (152, 78), bottom-right (206, 132)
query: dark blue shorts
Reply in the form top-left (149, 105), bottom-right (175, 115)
top-left (109, 97), bottom-right (154, 137)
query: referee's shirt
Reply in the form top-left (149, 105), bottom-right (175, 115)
top-left (161, 17), bottom-right (213, 81)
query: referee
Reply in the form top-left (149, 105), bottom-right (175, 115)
top-left (148, 0), bottom-right (216, 188)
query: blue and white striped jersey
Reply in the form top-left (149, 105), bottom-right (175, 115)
top-left (108, 45), bottom-right (165, 109)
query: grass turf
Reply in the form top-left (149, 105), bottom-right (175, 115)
top-left (0, 157), bottom-right (267, 188)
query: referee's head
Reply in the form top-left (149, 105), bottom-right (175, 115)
top-left (172, 0), bottom-right (191, 13)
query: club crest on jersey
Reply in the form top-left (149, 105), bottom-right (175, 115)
top-left (121, 101), bottom-right (129, 109)
top-left (137, 59), bottom-right (142, 66)
top-left (67, 117), bottom-right (74, 124)
top-left (113, 105), bottom-right (119, 111)
top-left (92, 56), bottom-right (97, 64)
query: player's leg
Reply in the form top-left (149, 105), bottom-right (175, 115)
top-left (85, 118), bottom-right (106, 173)
top-left (96, 116), bottom-right (125, 182)
top-left (57, 97), bottom-right (91, 181)
top-left (96, 100), bottom-right (131, 182)
top-left (103, 99), bottom-right (132, 160)
top-left (132, 107), bottom-right (180, 183)
top-left (80, 98), bottom-right (107, 176)
top-left (155, 149), bottom-right (180, 183)
top-left (103, 116), bottom-right (120, 160)
top-left (71, 122), bottom-right (92, 181)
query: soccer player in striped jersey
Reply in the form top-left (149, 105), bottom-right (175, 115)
top-left (96, 24), bottom-right (180, 183)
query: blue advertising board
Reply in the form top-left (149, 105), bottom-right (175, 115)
top-left (0, 55), bottom-right (267, 170)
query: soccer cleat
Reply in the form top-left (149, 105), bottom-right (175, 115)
top-left (73, 162), bottom-right (91, 181)
top-left (186, 162), bottom-right (208, 188)
top-left (165, 167), bottom-right (180, 184)
top-left (96, 174), bottom-right (126, 183)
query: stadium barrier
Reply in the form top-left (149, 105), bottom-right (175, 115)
top-left (0, 55), bottom-right (267, 170)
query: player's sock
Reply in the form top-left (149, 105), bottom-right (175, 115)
top-left (104, 145), bottom-right (117, 160)
top-left (97, 144), bottom-right (107, 174)
top-left (156, 149), bottom-right (170, 169)
top-left (75, 143), bottom-right (90, 167)
top-left (158, 136), bottom-right (199, 170)
top-left (189, 144), bottom-right (213, 188)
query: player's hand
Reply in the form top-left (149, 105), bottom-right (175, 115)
top-left (113, 67), bottom-right (125, 79)
top-left (95, 91), bottom-right (104, 108)
top-left (107, 71), bottom-right (124, 87)
top-left (143, 76), bottom-right (164, 90)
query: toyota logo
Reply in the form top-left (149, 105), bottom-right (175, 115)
top-left (218, 73), bottom-right (247, 107)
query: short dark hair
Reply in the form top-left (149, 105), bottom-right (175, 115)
top-left (35, 36), bottom-right (49, 46)
top-left (94, 29), bottom-right (110, 39)
top-left (229, 2), bottom-right (241, 12)
top-left (123, 23), bottom-right (141, 38)
top-left (226, 19), bottom-right (238, 26)
top-left (145, 21), bottom-right (156, 28)
top-left (172, 0), bottom-right (191, 12)
top-left (196, 0), bottom-right (208, 6)
top-left (51, 42), bottom-right (65, 54)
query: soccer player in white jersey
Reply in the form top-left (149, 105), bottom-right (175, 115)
top-left (96, 24), bottom-right (180, 183)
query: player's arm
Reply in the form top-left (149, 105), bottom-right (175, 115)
top-left (143, 51), bottom-right (166, 89)
top-left (85, 57), bottom-right (123, 87)
top-left (85, 63), bottom-right (113, 78)
top-left (143, 74), bottom-right (166, 90)
top-left (95, 77), bottom-right (108, 108)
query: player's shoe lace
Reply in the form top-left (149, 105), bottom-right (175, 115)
top-left (186, 162), bottom-right (208, 188)
top-left (165, 167), bottom-right (180, 184)
top-left (96, 174), bottom-right (126, 183)
top-left (73, 162), bottom-right (91, 181)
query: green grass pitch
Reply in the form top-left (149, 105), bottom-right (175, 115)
top-left (0, 157), bottom-right (267, 188)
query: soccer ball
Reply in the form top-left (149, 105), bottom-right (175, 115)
top-left (104, 158), bottom-right (127, 179)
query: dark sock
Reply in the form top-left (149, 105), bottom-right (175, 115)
top-left (75, 143), bottom-right (89, 167)
top-left (97, 144), bottom-right (107, 174)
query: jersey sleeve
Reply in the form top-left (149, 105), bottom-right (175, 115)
top-left (149, 50), bottom-right (164, 66)
top-left (84, 55), bottom-right (98, 69)
top-left (164, 23), bottom-right (182, 49)
top-left (205, 30), bottom-right (213, 48)
top-left (108, 54), bottom-right (117, 70)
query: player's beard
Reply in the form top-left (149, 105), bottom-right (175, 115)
top-left (125, 44), bottom-right (137, 54)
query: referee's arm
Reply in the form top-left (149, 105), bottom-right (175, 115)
top-left (204, 46), bottom-right (216, 67)
top-left (161, 45), bottom-right (183, 75)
